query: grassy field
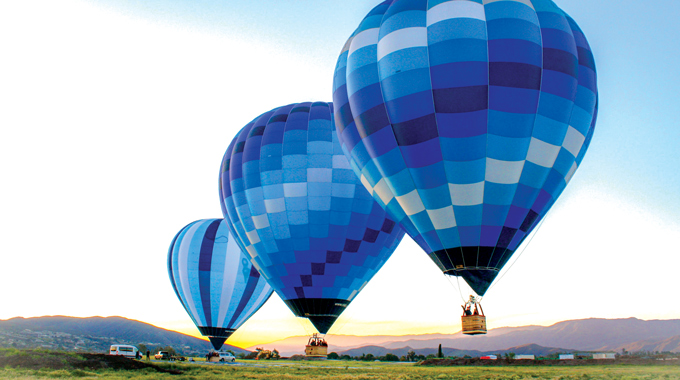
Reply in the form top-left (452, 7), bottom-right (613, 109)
top-left (1, 355), bottom-right (680, 380)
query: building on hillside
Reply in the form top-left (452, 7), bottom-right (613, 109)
top-left (515, 354), bottom-right (535, 360)
top-left (480, 355), bottom-right (497, 360)
top-left (593, 353), bottom-right (616, 359)
top-left (559, 354), bottom-right (574, 360)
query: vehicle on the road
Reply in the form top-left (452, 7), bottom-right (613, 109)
top-left (154, 351), bottom-right (187, 361)
top-left (109, 345), bottom-right (141, 359)
top-left (154, 351), bottom-right (171, 360)
top-left (207, 351), bottom-right (236, 363)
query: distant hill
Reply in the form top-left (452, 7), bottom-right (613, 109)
top-left (617, 335), bottom-right (680, 353)
top-left (337, 345), bottom-right (484, 358)
top-left (253, 318), bottom-right (680, 357)
top-left (376, 318), bottom-right (680, 353)
top-left (498, 317), bottom-right (680, 352)
top-left (338, 343), bottom-right (570, 358)
top-left (0, 316), bottom-right (249, 355)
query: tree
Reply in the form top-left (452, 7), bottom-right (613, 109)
top-left (362, 353), bottom-right (375, 361)
top-left (271, 349), bottom-right (280, 359)
top-left (437, 344), bottom-right (443, 358)
top-left (327, 352), bottom-right (340, 360)
top-left (137, 344), bottom-right (147, 354)
top-left (384, 353), bottom-right (399, 362)
top-left (256, 348), bottom-right (275, 360)
top-left (406, 350), bottom-right (417, 362)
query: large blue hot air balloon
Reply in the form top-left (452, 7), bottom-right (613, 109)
top-left (332, 0), bottom-right (598, 296)
top-left (219, 101), bottom-right (405, 334)
top-left (168, 219), bottom-right (273, 350)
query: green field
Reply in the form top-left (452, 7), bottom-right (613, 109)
top-left (1, 353), bottom-right (680, 380)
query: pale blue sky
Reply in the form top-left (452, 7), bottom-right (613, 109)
top-left (1, 0), bottom-right (679, 347)
top-left (93, 0), bottom-right (680, 218)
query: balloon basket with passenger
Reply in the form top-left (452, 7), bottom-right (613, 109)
top-left (461, 295), bottom-right (486, 335)
top-left (206, 351), bottom-right (221, 363)
top-left (304, 333), bottom-right (328, 359)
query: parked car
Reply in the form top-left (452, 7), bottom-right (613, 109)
top-left (154, 351), bottom-right (171, 360)
top-left (207, 351), bottom-right (236, 363)
top-left (109, 345), bottom-right (141, 359)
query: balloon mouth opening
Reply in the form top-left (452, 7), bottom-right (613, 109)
top-left (444, 268), bottom-right (500, 296)
top-left (306, 316), bottom-right (339, 334)
top-left (283, 298), bottom-right (349, 334)
top-left (430, 247), bottom-right (513, 296)
top-left (198, 327), bottom-right (236, 350)
top-left (208, 336), bottom-right (231, 351)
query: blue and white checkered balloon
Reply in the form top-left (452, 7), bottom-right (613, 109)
top-left (219, 102), bottom-right (405, 334)
top-left (332, 0), bottom-right (598, 296)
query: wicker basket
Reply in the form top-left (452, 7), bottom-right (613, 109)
top-left (305, 345), bottom-right (328, 357)
top-left (461, 315), bottom-right (487, 335)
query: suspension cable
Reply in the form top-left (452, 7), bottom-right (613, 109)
top-left (331, 307), bottom-right (355, 337)
top-left (483, 216), bottom-right (548, 299)
top-left (295, 316), bottom-right (313, 339)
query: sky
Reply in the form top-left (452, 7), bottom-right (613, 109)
top-left (1, 0), bottom-right (679, 349)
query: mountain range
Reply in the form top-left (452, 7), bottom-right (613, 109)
top-left (336, 343), bottom-right (571, 358)
top-left (249, 318), bottom-right (680, 357)
top-left (0, 316), bottom-right (248, 356)
top-left (2, 316), bottom-right (679, 358)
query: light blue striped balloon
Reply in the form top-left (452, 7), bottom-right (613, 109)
top-left (168, 219), bottom-right (273, 350)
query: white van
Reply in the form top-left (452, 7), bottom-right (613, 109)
top-left (109, 345), bottom-right (141, 359)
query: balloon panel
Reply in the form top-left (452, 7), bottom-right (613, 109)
top-left (219, 102), bottom-right (405, 333)
top-left (168, 219), bottom-right (273, 338)
top-left (333, 0), bottom-right (597, 295)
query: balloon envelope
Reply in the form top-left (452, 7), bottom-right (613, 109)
top-left (333, 0), bottom-right (598, 296)
top-left (168, 219), bottom-right (273, 350)
top-left (219, 102), bottom-right (405, 333)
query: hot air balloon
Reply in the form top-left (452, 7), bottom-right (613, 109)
top-left (332, 0), bottom-right (598, 327)
top-left (218, 102), bottom-right (405, 345)
top-left (168, 219), bottom-right (273, 350)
